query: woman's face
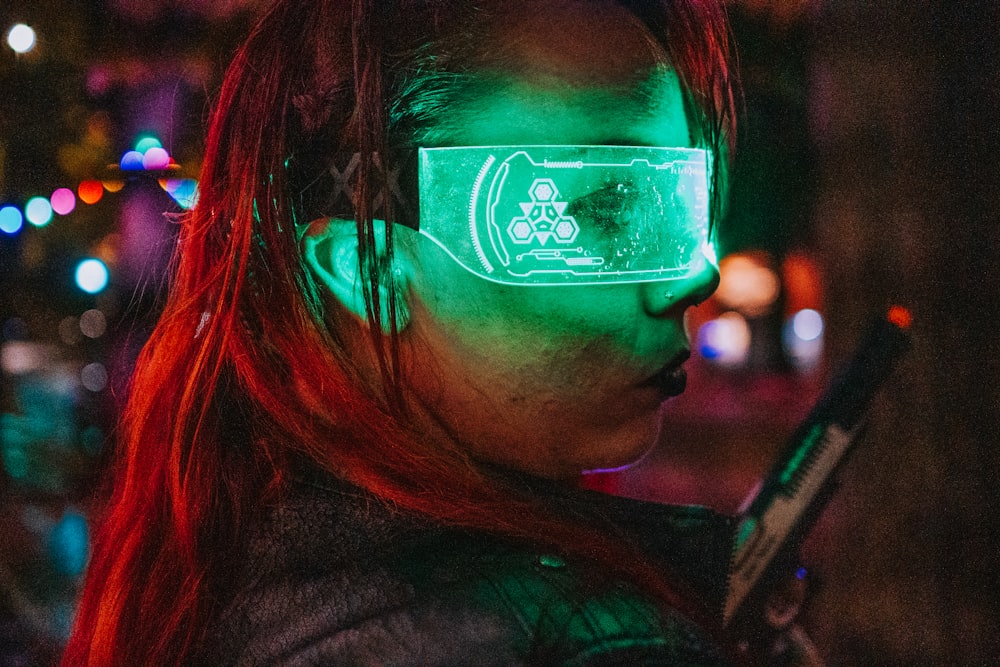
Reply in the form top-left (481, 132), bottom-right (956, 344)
top-left (396, 2), bottom-right (719, 479)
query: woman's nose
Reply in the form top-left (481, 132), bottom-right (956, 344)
top-left (641, 256), bottom-right (720, 316)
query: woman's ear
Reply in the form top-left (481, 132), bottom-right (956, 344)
top-left (300, 218), bottom-right (411, 332)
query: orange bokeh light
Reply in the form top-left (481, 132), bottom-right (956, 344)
top-left (78, 180), bottom-right (105, 205)
top-left (887, 305), bottom-right (912, 330)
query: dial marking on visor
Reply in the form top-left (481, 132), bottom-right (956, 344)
top-left (470, 155), bottom-right (497, 273)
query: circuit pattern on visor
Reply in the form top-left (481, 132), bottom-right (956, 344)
top-left (418, 145), bottom-right (715, 286)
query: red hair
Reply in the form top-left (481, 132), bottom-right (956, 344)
top-left (63, 1), bottom-right (736, 664)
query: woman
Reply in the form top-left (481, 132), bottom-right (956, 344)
top-left (64, 0), bottom-right (738, 664)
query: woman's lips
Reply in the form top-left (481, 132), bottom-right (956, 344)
top-left (656, 364), bottom-right (688, 397)
top-left (642, 350), bottom-right (691, 399)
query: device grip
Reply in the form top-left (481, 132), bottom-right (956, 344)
top-left (723, 306), bottom-right (911, 626)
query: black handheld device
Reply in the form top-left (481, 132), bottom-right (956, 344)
top-left (723, 307), bottom-right (912, 627)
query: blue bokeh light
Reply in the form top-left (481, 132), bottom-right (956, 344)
top-left (0, 205), bottom-right (23, 234)
top-left (166, 178), bottom-right (199, 209)
top-left (119, 150), bottom-right (145, 170)
top-left (48, 509), bottom-right (89, 577)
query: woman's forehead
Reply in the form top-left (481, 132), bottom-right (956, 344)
top-left (489, 0), bottom-right (666, 87)
top-left (418, 1), bottom-right (688, 147)
top-left (436, 67), bottom-right (690, 148)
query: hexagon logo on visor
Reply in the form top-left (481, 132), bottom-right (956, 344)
top-left (417, 145), bottom-right (715, 286)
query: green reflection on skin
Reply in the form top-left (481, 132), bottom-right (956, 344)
top-left (387, 51), bottom-right (718, 477)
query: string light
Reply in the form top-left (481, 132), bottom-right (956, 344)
top-left (77, 181), bottom-right (104, 204)
top-left (119, 150), bottom-right (145, 170)
top-left (50, 188), bottom-right (77, 216)
top-left (0, 205), bottom-right (23, 234)
top-left (134, 136), bottom-right (162, 153)
top-left (141, 146), bottom-right (170, 170)
top-left (25, 196), bottom-right (53, 226)
top-left (0, 143), bottom-right (196, 239)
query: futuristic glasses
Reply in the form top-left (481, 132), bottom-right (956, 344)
top-left (293, 144), bottom-right (717, 286)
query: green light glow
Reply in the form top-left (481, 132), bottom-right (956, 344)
top-left (418, 145), bottom-right (714, 286)
top-left (734, 516), bottom-right (758, 550)
top-left (134, 136), bottom-right (163, 153)
top-left (780, 423), bottom-right (823, 486)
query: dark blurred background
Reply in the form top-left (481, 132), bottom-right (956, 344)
top-left (1, 1), bottom-right (997, 664)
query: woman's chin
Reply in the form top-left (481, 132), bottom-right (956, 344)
top-left (577, 413), bottom-right (662, 475)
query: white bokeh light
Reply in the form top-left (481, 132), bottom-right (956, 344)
top-left (75, 259), bottom-right (110, 294)
top-left (792, 309), bottom-right (824, 342)
top-left (698, 311), bottom-right (751, 367)
top-left (783, 309), bottom-right (825, 370)
top-left (81, 362), bottom-right (108, 392)
top-left (7, 24), bottom-right (36, 54)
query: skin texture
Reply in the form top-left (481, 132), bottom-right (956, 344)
top-left (306, 1), bottom-right (720, 480)
top-left (393, 3), bottom-right (719, 479)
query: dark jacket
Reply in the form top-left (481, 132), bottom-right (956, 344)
top-left (205, 471), bottom-right (735, 665)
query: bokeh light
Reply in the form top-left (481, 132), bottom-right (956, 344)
top-left (781, 252), bottom-right (823, 313)
top-left (1, 340), bottom-right (52, 375)
top-left (0, 205), bottom-right (23, 234)
top-left (888, 305), bottom-right (913, 330)
top-left (6, 23), bottom-right (36, 54)
top-left (74, 258), bottom-right (109, 294)
top-left (165, 178), bottom-right (199, 209)
top-left (783, 309), bottom-right (825, 370)
top-left (48, 510), bottom-right (89, 577)
top-left (134, 136), bottom-right (162, 153)
top-left (25, 196), bottom-right (53, 226)
top-left (81, 362), bottom-right (108, 392)
top-left (716, 253), bottom-right (781, 318)
top-left (698, 311), bottom-right (751, 367)
top-left (792, 308), bottom-right (824, 341)
top-left (119, 150), bottom-right (144, 170)
top-left (79, 309), bottom-right (107, 338)
top-left (78, 180), bottom-right (104, 205)
top-left (50, 187), bottom-right (77, 215)
top-left (102, 180), bottom-right (125, 193)
top-left (141, 146), bottom-right (171, 170)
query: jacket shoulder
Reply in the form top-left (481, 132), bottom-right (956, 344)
top-left (204, 476), bottom-right (731, 665)
top-left (397, 537), bottom-right (729, 665)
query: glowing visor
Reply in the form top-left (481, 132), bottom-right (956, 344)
top-left (417, 145), bottom-right (716, 286)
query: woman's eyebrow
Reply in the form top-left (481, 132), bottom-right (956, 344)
top-left (566, 181), bottom-right (638, 212)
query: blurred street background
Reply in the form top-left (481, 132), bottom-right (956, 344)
top-left (1, 1), bottom-right (998, 664)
